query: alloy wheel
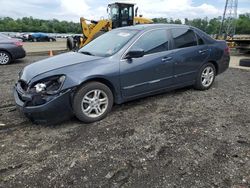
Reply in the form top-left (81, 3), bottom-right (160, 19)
top-left (0, 52), bottom-right (10, 65)
top-left (81, 89), bottom-right (108, 118)
top-left (201, 66), bottom-right (214, 87)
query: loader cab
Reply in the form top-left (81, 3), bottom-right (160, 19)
top-left (108, 3), bottom-right (134, 29)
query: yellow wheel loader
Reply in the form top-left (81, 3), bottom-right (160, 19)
top-left (67, 2), bottom-right (153, 50)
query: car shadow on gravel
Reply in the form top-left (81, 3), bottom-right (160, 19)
top-left (6, 85), bottom-right (199, 129)
top-left (111, 85), bottom-right (195, 111)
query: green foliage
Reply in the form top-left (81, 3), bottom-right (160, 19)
top-left (0, 17), bottom-right (82, 33)
top-left (0, 13), bottom-right (250, 34)
top-left (206, 18), bottom-right (221, 34)
top-left (153, 13), bottom-right (250, 34)
top-left (152, 17), bottom-right (182, 24)
top-left (236, 13), bottom-right (250, 34)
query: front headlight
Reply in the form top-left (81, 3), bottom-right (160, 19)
top-left (33, 75), bottom-right (66, 94)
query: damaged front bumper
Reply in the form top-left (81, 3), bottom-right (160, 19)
top-left (13, 82), bottom-right (74, 124)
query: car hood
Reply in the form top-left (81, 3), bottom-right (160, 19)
top-left (20, 52), bottom-right (104, 82)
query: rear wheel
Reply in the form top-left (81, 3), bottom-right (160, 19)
top-left (194, 63), bottom-right (215, 90)
top-left (0, 51), bottom-right (11, 65)
top-left (73, 82), bottom-right (113, 123)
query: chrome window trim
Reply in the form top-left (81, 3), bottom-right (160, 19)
top-left (120, 28), bottom-right (171, 61)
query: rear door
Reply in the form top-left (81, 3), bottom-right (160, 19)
top-left (120, 29), bottom-right (174, 98)
top-left (170, 28), bottom-right (210, 84)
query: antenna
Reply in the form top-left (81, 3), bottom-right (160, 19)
top-left (219, 0), bottom-right (238, 36)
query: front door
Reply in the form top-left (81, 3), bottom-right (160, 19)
top-left (120, 29), bottom-right (174, 99)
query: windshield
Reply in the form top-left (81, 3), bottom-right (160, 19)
top-left (79, 29), bottom-right (139, 57)
top-left (110, 5), bottom-right (119, 20)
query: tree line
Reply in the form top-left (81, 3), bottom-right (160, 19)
top-left (0, 13), bottom-right (249, 34)
top-left (0, 17), bottom-right (82, 33)
top-left (152, 13), bottom-right (250, 34)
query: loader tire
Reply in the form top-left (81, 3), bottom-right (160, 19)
top-left (67, 37), bottom-right (75, 51)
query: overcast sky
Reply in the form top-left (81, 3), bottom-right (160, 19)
top-left (0, 0), bottom-right (249, 22)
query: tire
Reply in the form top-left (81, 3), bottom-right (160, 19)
top-left (73, 82), bottom-right (113, 123)
top-left (67, 37), bottom-right (75, 50)
top-left (239, 59), bottom-right (250, 67)
top-left (0, 51), bottom-right (11, 65)
top-left (194, 63), bottom-right (216, 90)
top-left (33, 38), bottom-right (37, 42)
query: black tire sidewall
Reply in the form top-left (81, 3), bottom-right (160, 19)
top-left (195, 63), bottom-right (216, 90)
top-left (73, 82), bottom-right (113, 123)
top-left (67, 37), bottom-right (74, 50)
top-left (0, 51), bottom-right (11, 65)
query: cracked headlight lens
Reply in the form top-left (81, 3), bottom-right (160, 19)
top-left (35, 83), bottom-right (46, 92)
top-left (33, 75), bottom-right (66, 94)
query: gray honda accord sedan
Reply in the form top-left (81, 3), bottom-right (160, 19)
top-left (14, 24), bottom-right (230, 124)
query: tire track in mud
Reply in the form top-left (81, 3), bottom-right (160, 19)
top-left (0, 104), bottom-right (30, 131)
top-left (0, 104), bottom-right (15, 110)
top-left (0, 121), bottom-right (30, 132)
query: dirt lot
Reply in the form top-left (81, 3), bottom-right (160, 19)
top-left (23, 39), bottom-right (67, 54)
top-left (0, 55), bottom-right (249, 188)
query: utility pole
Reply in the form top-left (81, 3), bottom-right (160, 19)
top-left (219, 0), bottom-right (238, 37)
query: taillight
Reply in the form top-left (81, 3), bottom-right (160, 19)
top-left (224, 46), bottom-right (230, 54)
top-left (14, 41), bottom-right (23, 47)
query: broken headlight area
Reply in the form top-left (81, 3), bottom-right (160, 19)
top-left (31, 75), bottom-right (66, 95)
top-left (18, 75), bottom-right (66, 106)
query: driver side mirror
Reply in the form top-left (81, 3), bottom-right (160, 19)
top-left (124, 49), bottom-right (144, 59)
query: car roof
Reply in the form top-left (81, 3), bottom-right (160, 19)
top-left (116, 24), bottom-right (190, 31)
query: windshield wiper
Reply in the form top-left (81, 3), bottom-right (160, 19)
top-left (79, 51), bottom-right (95, 56)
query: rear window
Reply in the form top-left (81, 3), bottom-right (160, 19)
top-left (196, 33), bottom-right (205, 45)
top-left (171, 28), bottom-right (197, 49)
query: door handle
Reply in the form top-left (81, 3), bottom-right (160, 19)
top-left (199, 49), bottom-right (208, 54)
top-left (162, 57), bottom-right (172, 62)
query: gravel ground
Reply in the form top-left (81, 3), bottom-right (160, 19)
top-left (0, 56), bottom-right (250, 188)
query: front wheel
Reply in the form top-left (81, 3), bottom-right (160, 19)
top-left (194, 63), bottom-right (216, 90)
top-left (73, 82), bottom-right (113, 123)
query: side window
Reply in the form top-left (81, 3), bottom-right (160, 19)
top-left (196, 33), bottom-right (205, 45)
top-left (131, 30), bottom-right (169, 55)
top-left (128, 7), bottom-right (133, 20)
top-left (121, 7), bottom-right (129, 19)
top-left (171, 28), bottom-right (197, 49)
